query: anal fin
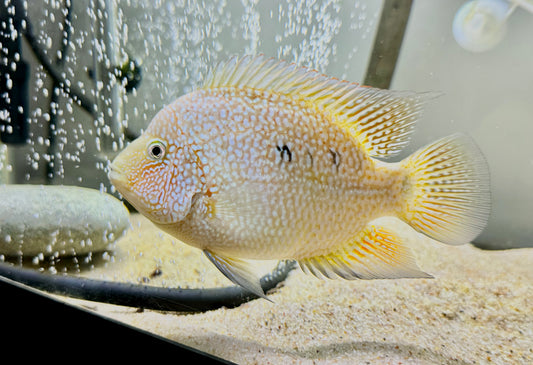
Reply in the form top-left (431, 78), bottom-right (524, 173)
top-left (203, 250), bottom-right (271, 301)
top-left (298, 223), bottom-right (432, 280)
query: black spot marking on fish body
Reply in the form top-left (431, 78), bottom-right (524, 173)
top-left (306, 150), bottom-right (313, 167)
top-left (329, 148), bottom-right (341, 172)
top-left (276, 144), bottom-right (292, 163)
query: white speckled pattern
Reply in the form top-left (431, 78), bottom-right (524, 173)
top-left (148, 87), bottom-right (405, 260)
top-left (109, 55), bottom-right (489, 286)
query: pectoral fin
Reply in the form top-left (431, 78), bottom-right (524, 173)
top-left (298, 223), bottom-right (432, 280)
top-left (203, 250), bottom-right (271, 301)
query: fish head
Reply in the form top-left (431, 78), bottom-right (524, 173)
top-left (109, 110), bottom-right (205, 225)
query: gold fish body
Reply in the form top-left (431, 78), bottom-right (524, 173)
top-left (109, 55), bottom-right (490, 298)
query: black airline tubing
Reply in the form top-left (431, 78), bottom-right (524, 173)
top-left (0, 259), bottom-right (296, 312)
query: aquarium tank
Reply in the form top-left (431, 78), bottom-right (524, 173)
top-left (0, 0), bottom-right (532, 363)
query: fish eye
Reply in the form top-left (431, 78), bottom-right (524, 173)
top-left (147, 140), bottom-right (166, 160)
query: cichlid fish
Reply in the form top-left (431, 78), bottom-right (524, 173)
top-left (109, 55), bottom-right (490, 299)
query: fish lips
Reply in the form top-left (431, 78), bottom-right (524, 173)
top-left (107, 164), bottom-right (141, 214)
top-left (108, 163), bottom-right (129, 191)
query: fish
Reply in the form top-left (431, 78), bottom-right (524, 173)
top-left (108, 55), bottom-right (490, 299)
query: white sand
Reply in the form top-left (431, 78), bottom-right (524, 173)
top-left (63, 214), bottom-right (532, 364)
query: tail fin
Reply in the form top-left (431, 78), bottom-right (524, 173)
top-left (399, 134), bottom-right (490, 245)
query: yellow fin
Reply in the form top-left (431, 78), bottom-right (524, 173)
top-left (202, 54), bottom-right (433, 157)
top-left (298, 224), bottom-right (432, 280)
top-left (399, 133), bottom-right (490, 245)
top-left (203, 249), bottom-right (271, 301)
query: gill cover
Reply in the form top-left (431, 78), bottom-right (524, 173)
top-left (148, 140), bottom-right (207, 224)
top-left (110, 132), bottom-right (206, 224)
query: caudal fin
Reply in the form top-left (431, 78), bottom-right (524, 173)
top-left (399, 134), bottom-right (490, 245)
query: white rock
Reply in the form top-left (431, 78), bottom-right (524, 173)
top-left (0, 185), bottom-right (130, 256)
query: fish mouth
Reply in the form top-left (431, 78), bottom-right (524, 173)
top-left (108, 163), bottom-right (128, 188)
top-left (107, 163), bottom-right (137, 210)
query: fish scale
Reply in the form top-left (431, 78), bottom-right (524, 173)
top-left (166, 88), bottom-right (400, 257)
top-left (156, 90), bottom-right (397, 258)
top-left (109, 55), bottom-right (490, 299)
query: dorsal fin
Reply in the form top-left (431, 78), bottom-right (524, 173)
top-left (202, 54), bottom-right (433, 158)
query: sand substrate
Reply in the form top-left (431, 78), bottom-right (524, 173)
top-left (58, 214), bottom-right (532, 364)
